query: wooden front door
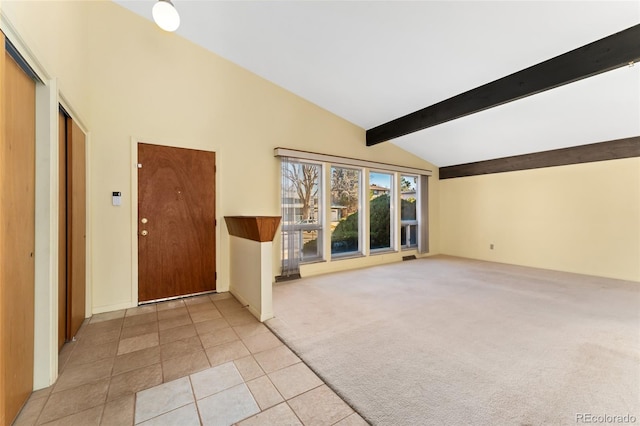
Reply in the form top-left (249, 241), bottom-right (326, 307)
top-left (1, 33), bottom-right (36, 426)
top-left (138, 143), bottom-right (216, 302)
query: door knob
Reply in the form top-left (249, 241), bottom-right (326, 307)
top-left (141, 230), bottom-right (148, 236)
top-left (141, 218), bottom-right (148, 224)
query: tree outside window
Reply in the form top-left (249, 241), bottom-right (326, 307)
top-left (330, 167), bottom-right (360, 255)
top-left (283, 163), bottom-right (319, 223)
top-left (369, 172), bottom-right (392, 250)
top-left (282, 161), bottom-right (322, 261)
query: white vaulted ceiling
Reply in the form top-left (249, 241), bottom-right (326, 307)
top-left (114, 0), bottom-right (640, 166)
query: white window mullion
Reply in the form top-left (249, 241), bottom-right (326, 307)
top-left (323, 162), bottom-right (332, 263)
top-left (362, 168), bottom-right (370, 256)
top-left (394, 172), bottom-right (402, 251)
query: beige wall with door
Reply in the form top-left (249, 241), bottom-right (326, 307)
top-left (2, 1), bottom-right (439, 314)
top-left (439, 158), bottom-right (640, 282)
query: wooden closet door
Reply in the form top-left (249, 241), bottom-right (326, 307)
top-left (0, 33), bottom-right (36, 425)
top-left (66, 118), bottom-right (86, 339)
top-left (58, 112), bottom-right (67, 350)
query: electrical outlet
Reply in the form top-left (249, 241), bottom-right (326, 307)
top-left (490, 244), bottom-right (494, 250)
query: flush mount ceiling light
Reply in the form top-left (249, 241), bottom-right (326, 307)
top-left (152, 0), bottom-right (180, 32)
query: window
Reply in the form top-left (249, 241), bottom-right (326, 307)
top-left (331, 166), bottom-right (361, 256)
top-left (277, 148), bottom-right (430, 271)
top-left (400, 175), bottom-right (418, 249)
top-left (281, 160), bottom-right (323, 267)
top-left (369, 172), bottom-right (393, 251)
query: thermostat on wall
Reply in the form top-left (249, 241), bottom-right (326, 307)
top-left (112, 191), bottom-right (122, 206)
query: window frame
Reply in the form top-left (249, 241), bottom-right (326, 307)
top-left (400, 174), bottom-right (419, 250)
top-left (368, 170), bottom-right (395, 254)
top-left (330, 164), bottom-right (364, 259)
top-left (277, 149), bottom-right (430, 267)
top-left (281, 159), bottom-right (324, 264)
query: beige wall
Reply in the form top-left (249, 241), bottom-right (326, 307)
top-left (1, 0), bottom-right (90, 122)
top-left (439, 158), bottom-right (640, 282)
top-left (3, 1), bottom-right (438, 313)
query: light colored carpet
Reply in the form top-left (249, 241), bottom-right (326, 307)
top-left (266, 256), bottom-right (640, 425)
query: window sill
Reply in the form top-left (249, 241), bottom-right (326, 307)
top-left (330, 252), bottom-right (365, 261)
top-left (369, 249), bottom-right (396, 256)
top-left (299, 258), bottom-right (326, 266)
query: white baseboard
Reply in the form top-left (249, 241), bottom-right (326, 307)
top-left (229, 290), bottom-right (272, 322)
top-left (92, 301), bottom-right (137, 315)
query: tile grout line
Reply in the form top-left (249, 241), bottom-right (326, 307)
top-left (32, 319), bottom-right (85, 425)
top-left (232, 362), bottom-right (261, 425)
top-left (95, 395), bottom-right (108, 426)
top-left (32, 388), bottom-right (53, 425)
top-left (328, 408), bottom-right (358, 426)
top-left (243, 367), bottom-right (283, 414)
top-left (132, 389), bottom-right (137, 426)
top-left (284, 400), bottom-right (306, 426)
top-left (187, 374), bottom-right (205, 426)
top-left (118, 314), bottom-right (141, 426)
top-left (103, 324), bottom-right (120, 405)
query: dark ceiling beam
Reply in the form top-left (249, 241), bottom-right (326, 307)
top-left (439, 136), bottom-right (640, 179)
top-left (366, 24), bottom-right (640, 146)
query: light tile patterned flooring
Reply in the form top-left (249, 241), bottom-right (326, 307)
top-left (13, 293), bottom-right (368, 426)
